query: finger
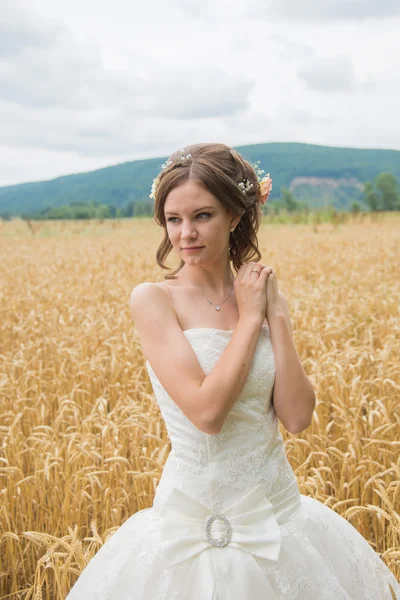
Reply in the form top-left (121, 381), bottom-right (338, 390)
top-left (258, 266), bottom-right (271, 282)
top-left (245, 262), bottom-right (263, 278)
top-left (256, 265), bottom-right (274, 278)
top-left (252, 262), bottom-right (273, 272)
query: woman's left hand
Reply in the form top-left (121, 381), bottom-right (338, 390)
top-left (252, 262), bottom-right (280, 315)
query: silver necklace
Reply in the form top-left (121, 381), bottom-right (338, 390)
top-left (185, 273), bottom-right (234, 311)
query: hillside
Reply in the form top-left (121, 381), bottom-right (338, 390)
top-left (1, 142), bottom-right (400, 215)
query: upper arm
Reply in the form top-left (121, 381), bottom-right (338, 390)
top-left (129, 283), bottom-right (215, 434)
top-left (277, 290), bottom-right (293, 338)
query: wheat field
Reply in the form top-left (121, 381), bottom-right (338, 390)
top-left (0, 215), bottom-right (399, 599)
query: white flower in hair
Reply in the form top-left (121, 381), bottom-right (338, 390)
top-left (178, 150), bottom-right (192, 161)
top-left (161, 160), bottom-right (173, 170)
top-left (149, 151), bottom-right (192, 199)
top-left (150, 178), bottom-right (159, 200)
top-left (238, 178), bottom-right (254, 194)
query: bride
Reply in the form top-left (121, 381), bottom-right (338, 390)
top-left (66, 142), bottom-right (399, 599)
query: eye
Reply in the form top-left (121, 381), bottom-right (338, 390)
top-left (167, 212), bottom-right (211, 223)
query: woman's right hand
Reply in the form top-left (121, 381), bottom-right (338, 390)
top-left (234, 261), bottom-right (274, 324)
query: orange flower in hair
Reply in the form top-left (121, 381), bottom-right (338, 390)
top-left (259, 174), bottom-right (272, 205)
top-left (252, 161), bottom-right (272, 205)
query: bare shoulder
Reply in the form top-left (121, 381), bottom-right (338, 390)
top-left (129, 281), bottom-right (175, 326)
top-left (129, 280), bottom-right (153, 305)
top-left (129, 279), bottom-right (174, 300)
top-left (129, 281), bottom-right (159, 308)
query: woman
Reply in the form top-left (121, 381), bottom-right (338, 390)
top-left (66, 143), bottom-right (399, 599)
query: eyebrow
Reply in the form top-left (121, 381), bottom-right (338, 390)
top-left (165, 206), bottom-right (215, 216)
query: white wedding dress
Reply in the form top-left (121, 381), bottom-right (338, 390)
top-left (66, 325), bottom-right (399, 599)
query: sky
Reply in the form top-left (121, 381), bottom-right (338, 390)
top-left (1, 0), bottom-right (400, 186)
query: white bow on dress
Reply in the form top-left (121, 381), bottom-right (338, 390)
top-left (156, 483), bottom-right (288, 599)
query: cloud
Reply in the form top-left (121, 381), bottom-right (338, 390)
top-left (265, 34), bottom-right (316, 62)
top-left (174, 0), bottom-right (216, 23)
top-left (0, 4), bottom-right (67, 57)
top-left (245, 0), bottom-right (400, 21)
top-left (0, 1), bottom-right (254, 165)
top-left (170, 0), bottom-right (400, 22)
top-left (284, 108), bottom-right (334, 125)
top-left (0, 97), bottom-right (260, 158)
top-left (297, 54), bottom-right (357, 91)
top-left (131, 68), bottom-right (254, 119)
top-left (0, 9), bottom-right (253, 120)
top-left (171, 0), bottom-right (246, 24)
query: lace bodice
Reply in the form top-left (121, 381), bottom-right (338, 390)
top-left (145, 325), bottom-right (297, 514)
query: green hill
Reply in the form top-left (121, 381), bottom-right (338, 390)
top-left (1, 142), bottom-right (400, 215)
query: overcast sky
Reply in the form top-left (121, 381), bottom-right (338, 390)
top-left (1, 0), bottom-right (399, 186)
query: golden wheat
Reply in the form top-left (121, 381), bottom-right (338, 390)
top-left (0, 215), bottom-right (399, 598)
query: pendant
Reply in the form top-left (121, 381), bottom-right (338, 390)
top-left (216, 306), bottom-right (221, 311)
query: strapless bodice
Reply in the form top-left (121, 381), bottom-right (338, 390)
top-left (145, 325), bottom-right (298, 514)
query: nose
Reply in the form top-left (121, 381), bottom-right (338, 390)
top-left (180, 219), bottom-right (197, 242)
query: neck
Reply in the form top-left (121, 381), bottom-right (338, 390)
top-left (183, 262), bottom-right (234, 298)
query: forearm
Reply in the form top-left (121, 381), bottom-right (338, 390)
top-left (200, 317), bottom-right (264, 433)
top-left (267, 307), bottom-right (316, 433)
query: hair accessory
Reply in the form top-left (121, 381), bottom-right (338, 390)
top-left (149, 150), bottom-right (192, 200)
top-left (237, 168), bottom-right (272, 204)
top-left (149, 151), bottom-right (192, 199)
top-left (149, 153), bottom-right (272, 204)
top-left (238, 178), bottom-right (253, 194)
top-left (253, 161), bottom-right (272, 205)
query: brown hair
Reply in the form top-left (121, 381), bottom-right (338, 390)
top-left (152, 142), bottom-right (263, 279)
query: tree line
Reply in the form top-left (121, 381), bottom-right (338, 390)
top-left (3, 171), bottom-right (399, 220)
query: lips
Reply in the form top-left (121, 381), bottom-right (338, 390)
top-left (182, 246), bottom-right (203, 249)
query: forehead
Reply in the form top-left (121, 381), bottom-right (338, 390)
top-left (164, 180), bottom-right (219, 215)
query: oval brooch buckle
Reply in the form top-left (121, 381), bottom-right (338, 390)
top-left (205, 515), bottom-right (232, 548)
